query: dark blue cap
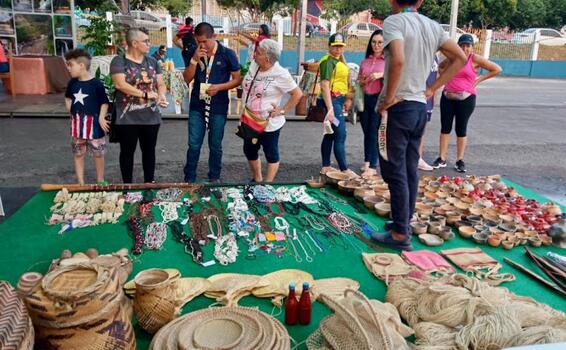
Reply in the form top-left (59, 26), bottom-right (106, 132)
top-left (458, 34), bottom-right (474, 45)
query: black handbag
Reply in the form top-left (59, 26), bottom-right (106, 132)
top-left (107, 102), bottom-right (120, 143)
top-left (306, 65), bottom-right (337, 122)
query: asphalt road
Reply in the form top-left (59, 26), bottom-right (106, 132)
top-left (1, 77), bottom-right (565, 220)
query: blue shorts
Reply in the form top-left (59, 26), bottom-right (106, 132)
top-left (243, 129), bottom-right (281, 163)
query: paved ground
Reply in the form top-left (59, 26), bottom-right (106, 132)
top-left (1, 77), bottom-right (565, 221)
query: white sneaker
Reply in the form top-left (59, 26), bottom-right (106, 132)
top-left (418, 158), bottom-right (434, 171)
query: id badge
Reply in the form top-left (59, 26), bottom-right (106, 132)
top-left (199, 83), bottom-right (211, 100)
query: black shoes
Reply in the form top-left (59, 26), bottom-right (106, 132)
top-left (432, 157), bottom-right (446, 169)
top-left (455, 160), bottom-right (467, 173)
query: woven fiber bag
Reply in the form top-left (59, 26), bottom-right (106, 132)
top-left (23, 263), bottom-right (135, 350)
top-left (24, 262), bottom-right (121, 327)
top-left (0, 281), bottom-right (34, 350)
top-left (133, 268), bottom-right (180, 334)
top-left (33, 295), bottom-right (136, 350)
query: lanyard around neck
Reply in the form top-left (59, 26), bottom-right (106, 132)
top-left (204, 42), bottom-right (218, 84)
top-left (401, 7), bottom-right (417, 13)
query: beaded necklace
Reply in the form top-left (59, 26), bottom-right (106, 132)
top-left (145, 222), bottom-right (167, 250)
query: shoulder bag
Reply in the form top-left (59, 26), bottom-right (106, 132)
top-left (235, 69), bottom-right (268, 144)
top-left (306, 63), bottom-right (336, 122)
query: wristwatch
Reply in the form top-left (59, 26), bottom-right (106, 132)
top-left (190, 58), bottom-right (198, 65)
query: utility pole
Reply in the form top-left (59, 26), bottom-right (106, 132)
top-left (297, 0), bottom-right (307, 75)
top-left (449, 0), bottom-right (459, 40)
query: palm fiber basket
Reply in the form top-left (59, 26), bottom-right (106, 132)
top-left (0, 281), bottom-right (34, 350)
top-left (23, 262), bottom-right (135, 350)
top-left (133, 268), bottom-right (180, 334)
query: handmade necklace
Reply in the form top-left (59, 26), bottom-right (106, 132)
top-left (214, 233), bottom-right (238, 265)
top-left (304, 215), bottom-right (326, 231)
top-left (293, 229), bottom-right (313, 263)
top-left (306, 230), bottom-right (324, 253)
top-left (301, 230), bottom-right (317, 256)
top-left (145, 222), bottom-right (167, 250)
top-left (207, 214), bottom-right (222, 238)
top-left (274, 217), bottom-right (290, 231)
top-left (328, 212), bottom-right (354, 233)
top-left (319, 188), bottom-right (348, 205)
top-left (128, 216), bottom-right (145, 255)
top-left (157, 202), bottom-right (182, 223)
top-left (156, 187), bottom-right (184, 202)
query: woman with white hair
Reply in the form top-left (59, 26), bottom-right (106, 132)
top-left (241, 39), bottom-right (303, 182)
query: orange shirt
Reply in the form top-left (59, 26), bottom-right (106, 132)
top-left (0, 42), bottom-right (7, 63)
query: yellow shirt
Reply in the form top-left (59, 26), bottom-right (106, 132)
top-left (318, 54), bottom-right (349, 95)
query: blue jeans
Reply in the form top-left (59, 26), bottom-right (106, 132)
top-left (379, 101), bottom-right (427, 236)
top-left (183, 110), bottom-right (227, 182)
top-left (360, 93), bottom-right (380, 168)
top-left (320, 95), bottom-right (348, 171)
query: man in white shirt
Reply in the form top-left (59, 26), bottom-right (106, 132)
top-left (372, 0), bottom-right (467, 250)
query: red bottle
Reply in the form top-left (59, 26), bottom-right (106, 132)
top-left (298, 282), bottom-right (312, 325)
top-left (285, 282), bottom-right (299, 325)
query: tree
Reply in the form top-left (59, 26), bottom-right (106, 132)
top-left (76, 0), bottom-right (119, 13)
top-left (467, 0), bottom-right (518, 28)
top-left (510, 0), bottom-right (547, 29)
top-left (216, 0), bottom-right (283, 22)
top-left (543, 0), bottom-right (566, 28)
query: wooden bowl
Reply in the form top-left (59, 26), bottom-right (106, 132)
top-left (363, 195), bottom-right (384, 209)
top-left (458, 226), bottom-right (476, 239)
top-left (410, 222), bottom-right (428, 235)
top-left (338, 180), bottom-right (360, 195)
top-left (472, 231), bottom-right (489, 244)
top-left (487, 235), bottom-right (502, 247)
top-left (374, 202), bottom-right (391, 217)
top-left (354, 188), bottom-right (374, 202)
top-left (307, 179), bottom-right (325, 189)
top-left (325, 171), bottom-right (353, 185)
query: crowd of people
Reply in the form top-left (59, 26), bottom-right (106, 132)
top-left (62, 0), bottom-right (502, 250)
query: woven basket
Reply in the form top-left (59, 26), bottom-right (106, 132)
top-left (319, 292), bottom-right (373, 350)
top-left (24, 262), bottom-right (120, 327)
top-left (150, 306), bottom-right (290, 350)
top-left (133, 268), bottom-right (179, 334)
top-left (177, 309), bottom-right (261, 350)
top-left (16, 272), bottom-right (43, 297)
top-left (0, 281), bottom-right (35, 350)
top-left (34, 295), bottom-right (136, 350)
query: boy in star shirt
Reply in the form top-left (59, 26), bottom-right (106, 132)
top-left (64, 49), bottom-right (110, 185)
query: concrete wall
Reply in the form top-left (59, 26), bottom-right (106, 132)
top-left (155, 47), bottom-right (566, 79)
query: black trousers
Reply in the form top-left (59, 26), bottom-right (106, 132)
top-left (440, 94), bottom-right (476, 137)
top-left (379, 101), bottom-right (427, 236)
top-left (118, 124), bottom-right (160, 183)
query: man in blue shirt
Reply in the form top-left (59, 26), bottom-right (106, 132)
top-left (182, 22), bottom-right (241, 182)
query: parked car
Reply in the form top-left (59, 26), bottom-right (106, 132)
top-left (514, 28), bottom-right (566, 46)
top-left (234, 23), bottom-right (263, 34)
top-left (339, 22), bottom-right (382, 38)
top-left (440, 24), bottom-right (478, 43)
top-left (114, 11), bottom-right (176, 32)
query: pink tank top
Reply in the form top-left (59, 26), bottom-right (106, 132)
top-left (444, 54), bottom-right (477, 95)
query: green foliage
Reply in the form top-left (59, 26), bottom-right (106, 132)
top-left (159, 0), bottom-right (190, 17)
top-left (95, 67), bottom-right (116, 100)
top-left (467, 0), bottom-right (518, 28)
top-left (76, 0), bottom-right (119, 13)
top-left (510, 0), bottom-right (548, 29)
top-left (80, 16), bottom-right (116, 56)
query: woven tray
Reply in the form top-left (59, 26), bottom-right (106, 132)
top-left (0, 281), bottom-right (34, 350)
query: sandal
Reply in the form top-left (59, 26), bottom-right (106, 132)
top-left (342, 169), bottom-right (360, 178)
top-left (320, 166), bottom-right (339, 175)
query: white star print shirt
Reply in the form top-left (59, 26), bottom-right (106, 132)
top-left (65, 78), bottom-right (110, 139)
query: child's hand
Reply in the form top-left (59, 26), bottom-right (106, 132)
top-left (99, 115), bottom-right (111, 133)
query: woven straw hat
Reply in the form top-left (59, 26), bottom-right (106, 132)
top-left (150, 306), bottom-right (290, 350)
top-left (0, 281), bottom-right (34, 350)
